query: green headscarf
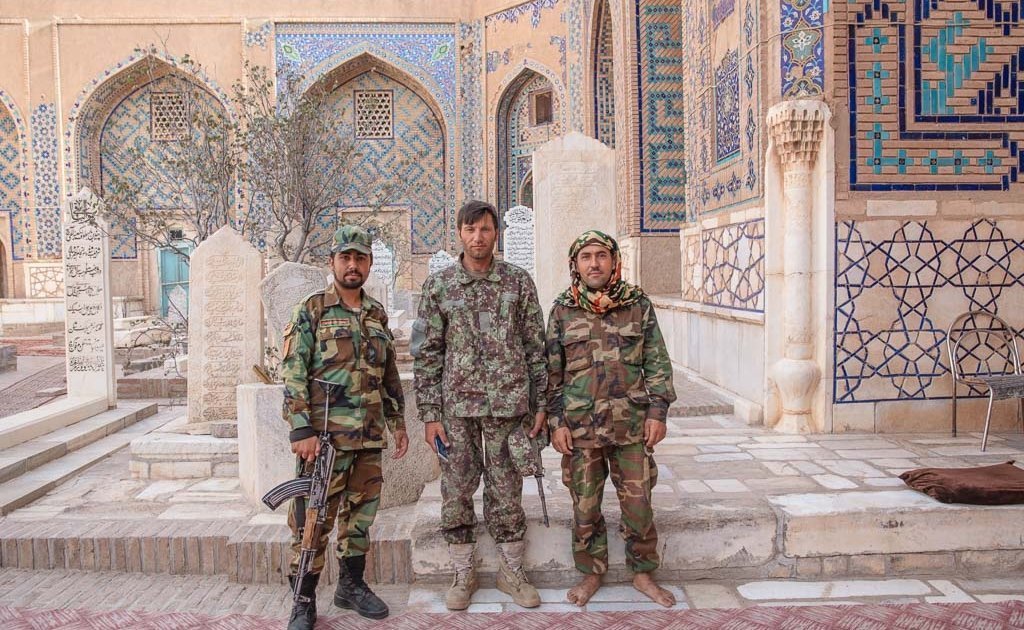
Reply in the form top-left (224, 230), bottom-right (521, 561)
top-left (554, 230), bottom-right (644, 314)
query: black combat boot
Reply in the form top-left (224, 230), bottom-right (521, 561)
top-left (287, 572), bottom-right (320, 630)
top-left (334, 555), bottom-right (389, 619)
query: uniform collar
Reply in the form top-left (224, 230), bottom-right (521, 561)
top-left (323, 281), bottom-right (366, 311)
top-left (456, 253), bottom-right (501, 284)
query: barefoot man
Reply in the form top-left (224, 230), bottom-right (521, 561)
top-left (545, 230), bottom-right (677, 607)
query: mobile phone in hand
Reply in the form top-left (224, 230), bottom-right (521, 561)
top-left (434, 435), bottom-right (449, 462)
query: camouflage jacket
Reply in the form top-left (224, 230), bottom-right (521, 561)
top-left (281, 282), bottom-right (405, 450)
top-left (412, 256), bottom-right (547, 421)
top-left (545, 296), bottom-right (676, 447)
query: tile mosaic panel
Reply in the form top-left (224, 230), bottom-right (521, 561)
top-left (781, 0), bottom-right (826, 97)
top-left (714, 49), bottom-right (741, 162)
top-left (0, 93), bottom-right (29, 260)
top-left (682, 0), bottom-right (762, 215)
top-left (30, 103), bottom-right (60, 259)
top-left (99, 76), bottom-right (226, 259)
top-left (701, 219), bottom-right (765, 311)
top-left (276, 23), bottom-right (458, 248)
top-left (712, 0), bottom-right (736, 27)
top-left (636, 0), bottom-right (686, 229)
top-left (567, 0), bottom-right (587, 133)
top-left (486, 0), bottom-right (561, 27)
top-left (839, 0), bottom-right (1024, 192)
top-left (593, 0), bottom-right (616, 147)
top-left (327, 72), bottom-right (446, 254)
top-left (459, 21), bottom-right (485, 202)
top-left (245, 21), bottom-right (272, 49)
top-left (834, 219), bottom-right (1024, 403)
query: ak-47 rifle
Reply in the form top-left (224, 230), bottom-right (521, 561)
top-left (507, 420), bottom-right (550, 527)
top-left (262, 379), bottom-right (339, 604)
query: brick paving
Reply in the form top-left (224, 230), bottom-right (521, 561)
top-left (0, 362), bottom-right (67, 417)
top-left (2, 569), bottom-right (1024, 628)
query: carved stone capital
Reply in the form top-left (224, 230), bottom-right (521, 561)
top-left (767, 100), bottom-right (829, 168)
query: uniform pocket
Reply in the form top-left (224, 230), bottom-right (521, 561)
top-left (317, 324), bottom-right (355, 363)
top-left (365, 326), bottom-right (390, 366)
top-left (619, 328), bottom-right (644, 365)
top-left (562, 333), bottom-right (593, 372)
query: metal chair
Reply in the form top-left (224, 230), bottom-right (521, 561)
top-left (946, 310), bottom-right (1024, 451)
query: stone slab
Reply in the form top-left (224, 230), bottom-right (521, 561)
top-left (770, 490), bottom-right (1024, 556)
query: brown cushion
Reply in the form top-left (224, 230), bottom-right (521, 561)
top-left (900, 461), bottom-right (1024, 504)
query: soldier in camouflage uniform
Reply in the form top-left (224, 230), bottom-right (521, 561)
top-left (546, 230), bottom-right (678, 608)
top-left (412, 200), bottom-right (548, 610)
top-left (280, 225), bottom-right (409, 629)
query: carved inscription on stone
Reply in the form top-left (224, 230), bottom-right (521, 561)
top-left (429, 250), bottom-right (456, 275)
top-left (62, 188), bottom-right (116, 403)
top-left (259, 262), bottom-right (327, 356)
top-left (503, 205), bottom-right (535, 280)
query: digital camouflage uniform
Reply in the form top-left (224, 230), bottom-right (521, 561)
top-left (412, 256), bottom-right (547, 545)
top-left (281, 281), bottom-right (405, 575)
top-left (546, 294), bottom-right (676, 574)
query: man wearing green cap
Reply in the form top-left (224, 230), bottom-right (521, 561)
top-left (279, 224), bottom-right (409, 629)
top-left (545, 230), bottom-right (677, 608)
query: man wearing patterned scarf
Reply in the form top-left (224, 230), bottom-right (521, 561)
top-left (544, 229), bottom-right (678, 607)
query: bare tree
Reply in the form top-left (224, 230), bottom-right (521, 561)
top-left (234, 63), bottom-right (412, 263)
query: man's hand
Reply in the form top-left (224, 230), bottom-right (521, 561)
top-left (529, 411), bottom-right (547, 439)
top-left (643, 419), bottom-right (667, 448)
top-left (552, 426), bottom-right (573, 455)
top-left (391, 429), bottom-right (409, 460)
top-left (291, 436), bottom-right (320, 463)
top-left (424, 421), bottom-right (449, 453)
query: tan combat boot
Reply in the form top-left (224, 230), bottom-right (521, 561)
top-left (445, 543), bottom-right (478, 611)
top-left (496, 541), bottom-right (540, 608)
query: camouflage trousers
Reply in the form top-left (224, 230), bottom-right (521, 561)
top-left (440, 415), bottom-right (527, 545)
top-left (561, 442), bottom-right (659, 574)
top-left (288, 449), bottom-right (382, 575)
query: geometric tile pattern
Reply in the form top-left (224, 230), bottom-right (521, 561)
top-left (458, 20), bottom-right (484, 202)
top-left (99, 76), bottom-right (226, 259)
top-left (30, 103), bottom-right (60, 259)
top-left (636, 0), bottom-right (687, 230)
top-left (275, 23), bottom-right (457, 248)
top-left (781, 0), bottom-right (826, 97)
top-left (326, 71), bottom-right (445, 254)
top-left (0, 94), bottom-right (29, 260)
top-left (593, 0), bottom-right (616, 148)
top-left (149, 92), bottom-right (190, 141)
top-left (701, 218), bottom-right (765, 311)
top-left (682, 0), bottom-right (762, 216)
top-left (244, 21), bottom-right (272, 49)
top-left (834, 218), bottom-right (1024, 403)
top-left (838, 0), bottom-right (1024, 192)
top-left (566, 0), bottom-right (586, 133)
top-left (3, 603), bottom-right (1024, 629)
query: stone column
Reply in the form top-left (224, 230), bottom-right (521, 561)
top-left (765, 100), bottom-right (829, 433)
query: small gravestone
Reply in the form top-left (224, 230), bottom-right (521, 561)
top-left (187, 226), bottom-right (264, 425)
top-left (429, 250), bottom-right (457, 275)
top-left (503, 205), bottom-right (536, 280)
top-left (371, 240), bottom-right (396, 312)
top-left (166, 285), bottom-right (188, 328)
top-left (62, 188), bottom-right (115, 405)
top-left (259, 262), bottom-right (327, 357)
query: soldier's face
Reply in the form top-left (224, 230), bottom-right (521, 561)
top-left (576, 244), bottom-right (614, 289)
top-left (458, 216), bottom-right (497, 261)
top-left (330, 251), bottom-right (372, 289)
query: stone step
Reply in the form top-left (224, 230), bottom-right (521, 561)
top-left (0, 405), bottom-right (167, 515)
top-left (409, 479), bottom-right (1024, 585)
top-left (0, 505), bottom-right (415, 585)
top-left (0, 396), bottom-right (110, 450)
top-left (0, 401), bottom-right (158, 485)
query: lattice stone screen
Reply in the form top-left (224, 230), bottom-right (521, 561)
top-left (150, 92), bottom-right (189, 141)
top-left (354, 90), bottom-right (394, 139)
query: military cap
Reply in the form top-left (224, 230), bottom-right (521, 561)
top-left (331, 224), bottom-right (373, 255)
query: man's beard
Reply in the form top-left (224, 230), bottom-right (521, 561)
top-left (335, 271), bottom-right (365, 289)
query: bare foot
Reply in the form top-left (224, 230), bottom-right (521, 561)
top-left (632, 572), bottom-right (676, 607)
top-left (565, 574), bottom-right (602, 607)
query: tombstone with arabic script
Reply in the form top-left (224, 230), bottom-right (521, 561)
top-left (62, 188), bottom-right (116, 406)
top-left (503, 205), bottom-right (536, 280)
top-left (428, 250), bottom-right (456, 276)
